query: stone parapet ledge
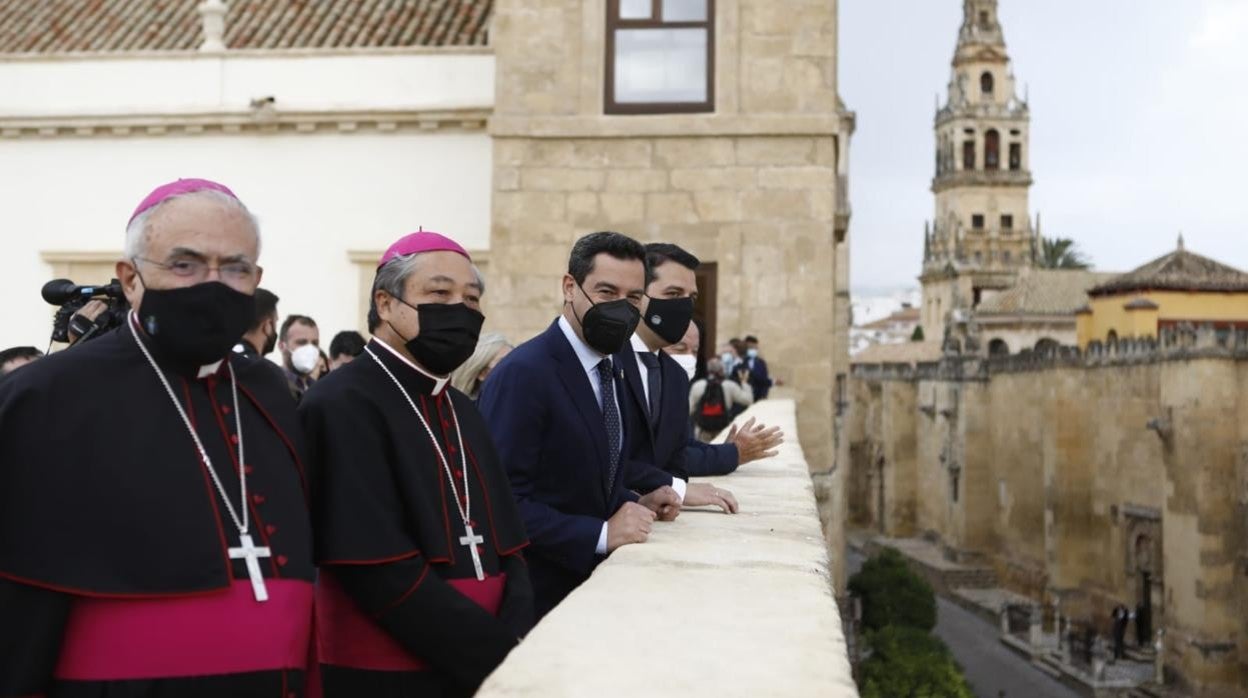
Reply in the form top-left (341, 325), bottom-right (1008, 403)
top-left (478, 398), bottom-right (857, 697)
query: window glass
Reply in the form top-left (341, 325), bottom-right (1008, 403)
top-left (620, 0), bottom-right (652, 19)
top-left (663, 0), bottom-right (707, 21)
top-left (614, 28), bottom-right (708, 104)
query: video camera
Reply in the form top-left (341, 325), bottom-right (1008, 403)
top-left (42, 278), bottom-right (130, 345)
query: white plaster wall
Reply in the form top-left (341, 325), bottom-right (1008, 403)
top-left (0, 130), bottom-right (492, 351)
top-left (0, 52), bottom-right (494, 116)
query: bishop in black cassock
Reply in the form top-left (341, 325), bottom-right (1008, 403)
top-left (300, 232), bottom-right (532, 698)
top-left (0, 179), bottom-right (315, 698)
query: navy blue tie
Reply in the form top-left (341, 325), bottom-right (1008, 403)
top-left (597, 358), bottom-right (622, 488)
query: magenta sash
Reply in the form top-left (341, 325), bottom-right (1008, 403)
top-left (54, 580), bottom-right (314, 681)
top-left (316, 571), bottom-right (506, 672)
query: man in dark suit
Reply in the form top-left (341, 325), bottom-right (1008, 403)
top-left (478, 232), bottom-right (681, 618)
top-left (743, 334), bottom-right (773, 400)
top-left (619, 243), bottom-right (738, 513)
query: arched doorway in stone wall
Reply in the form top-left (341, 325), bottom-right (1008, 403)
top-left (1124, 508), bottom-right (1164, 645)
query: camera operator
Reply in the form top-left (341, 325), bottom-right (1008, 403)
top-left (67, 299), bottom-right (110, 345)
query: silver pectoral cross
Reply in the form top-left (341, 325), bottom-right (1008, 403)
top-left (458, 523), bottom-right (486, 581)
top-left (228, 533), bottom-right (272, 602)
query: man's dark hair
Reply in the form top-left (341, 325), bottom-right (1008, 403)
top-left (249, 288), bottom-right (279, 333)
top-left (280, 314), bottom-right (317, 341)
top-left (329, 330), bottom-right (367, 360)
top-left (644, 242), bottom-right (700, 285)
top-left (745, 335), bottom-right (759, 344)
top-left (0, 346), bottom-right (42, 376)
top-left (568, 231), bottom-right (646, 284)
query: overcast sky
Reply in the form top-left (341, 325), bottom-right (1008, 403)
top-left (840, 0), bottom-right (1248, 293)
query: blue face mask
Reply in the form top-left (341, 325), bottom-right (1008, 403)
top-left (746, 348), bottom-right (759, 359)
top-left (720, 352), bottom-right (735, 366)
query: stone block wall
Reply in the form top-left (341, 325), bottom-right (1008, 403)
top-left (849, 340), bottom-right (1248, 693)
top-left (488, 0), bottom-right (853, 586)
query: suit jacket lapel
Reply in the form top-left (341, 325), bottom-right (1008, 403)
top-left (615, 348), bottom-right (654, 439)
top-left (546, 324), bottom-right (611, 486)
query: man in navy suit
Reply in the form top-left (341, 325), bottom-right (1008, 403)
top-left (743, 334), bottom-right (773, 400)
top-left (618, 243), bottom-right (739, 513)
top-left (478, 232), bottom-right (681, 618)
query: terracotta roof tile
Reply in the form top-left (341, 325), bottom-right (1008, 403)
top-left (1090, 244), bottom-right (1248, 296)
top-left (976, 269), bottom-right (1118, 316)
top-left (0, 0), bottom-right (492, 53)
top-left (851, 341), bottom-right (944, 365)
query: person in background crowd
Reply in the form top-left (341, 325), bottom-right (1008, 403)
top-left (314, 348), bottom-right (330, 381)
top-left (234, 287), bottom-right (279, 360)
top-left (0, 346), bottom-right (43, 379)
top-left (301, 231), bottom-right (532, 696)
top-left (328, 330), bottom-right (366, 370)
top-left (743, 334), bottom-right (773, 400)
top-left (664, 321), bottom-right (783, 475)
top-left (280, 314), bottom-right (320, 395)
top-left (450, 332), bottom-right (512, 401)
top-left (689, 358), bottom-right (754, 442)
top-left (719, 340), bottom-right (741, 376)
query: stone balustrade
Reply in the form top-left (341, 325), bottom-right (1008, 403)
top-left (477, 398), bottom-right (857, 698)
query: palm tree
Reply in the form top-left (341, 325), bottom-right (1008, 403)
top-left (1036, 236), bottom-right (1091, 269)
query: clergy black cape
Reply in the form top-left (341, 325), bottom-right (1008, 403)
top-left (298, 339), bottom-right (533, 698)
top-left (0, 321), bottom-right (316, 698)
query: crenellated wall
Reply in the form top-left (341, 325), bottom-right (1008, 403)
top-left (849, 325), bottom-right (1248, 695)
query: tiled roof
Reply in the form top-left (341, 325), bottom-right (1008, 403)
top-left (851, 341), bottom-right (944, 365)
top-left (976, 269), bottom-right (1118, 316)
top-left (1090, 242), bottom-right (1248, 296)
top-left (859, 307), bottom-right (920, 331)
top-left (0, 0), bottom-right (492, 53)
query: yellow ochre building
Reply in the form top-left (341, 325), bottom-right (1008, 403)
top-left (1077, 237), bottom-right (1248, 349)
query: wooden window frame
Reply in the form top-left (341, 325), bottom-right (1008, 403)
top-left (605, 0), bottom-right (716, 115)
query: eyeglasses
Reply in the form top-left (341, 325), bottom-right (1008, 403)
top-left (133, 257), bottom-right (259, 283)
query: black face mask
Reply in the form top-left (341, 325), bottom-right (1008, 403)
top-left (261, 322), bottom-right (278, 356)
top-left (137, 280), bottom-right (256, 368)
top-left (574, 284), bottom-right (640, 355)
top-left (642, 296), bottom-right (694, 345)
top-left (389, 300), bottom-right (484, 376)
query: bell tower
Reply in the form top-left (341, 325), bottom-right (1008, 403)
top-left (921, 0), bottom-right (1036, 340)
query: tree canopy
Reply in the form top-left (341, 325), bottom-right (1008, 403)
top-left (1037, 236), bottom-right (1091, 269)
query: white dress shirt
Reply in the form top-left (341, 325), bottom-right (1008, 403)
top-left (557, 316), bottom-right (625, 555)
top-left (629, 334), bottom-right (688, 503)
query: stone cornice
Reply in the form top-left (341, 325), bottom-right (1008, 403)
top-left (489, 114), bottom-right (847, 139)
top-left (41, 251), bottom-right (123, 264)
top-left (0, 46), bottom-right (492, 63)
top-left (0, 108), bottom-right (491, 139)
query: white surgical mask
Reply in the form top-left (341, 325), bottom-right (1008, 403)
top-left (720, 351), bottom-right (735, 366)
top-left (291, 344), bottom-right (320, 375)
top-left (671, 353), bottom-right (697, 381)
top-left (746, 348), bottom-right (759, 359)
